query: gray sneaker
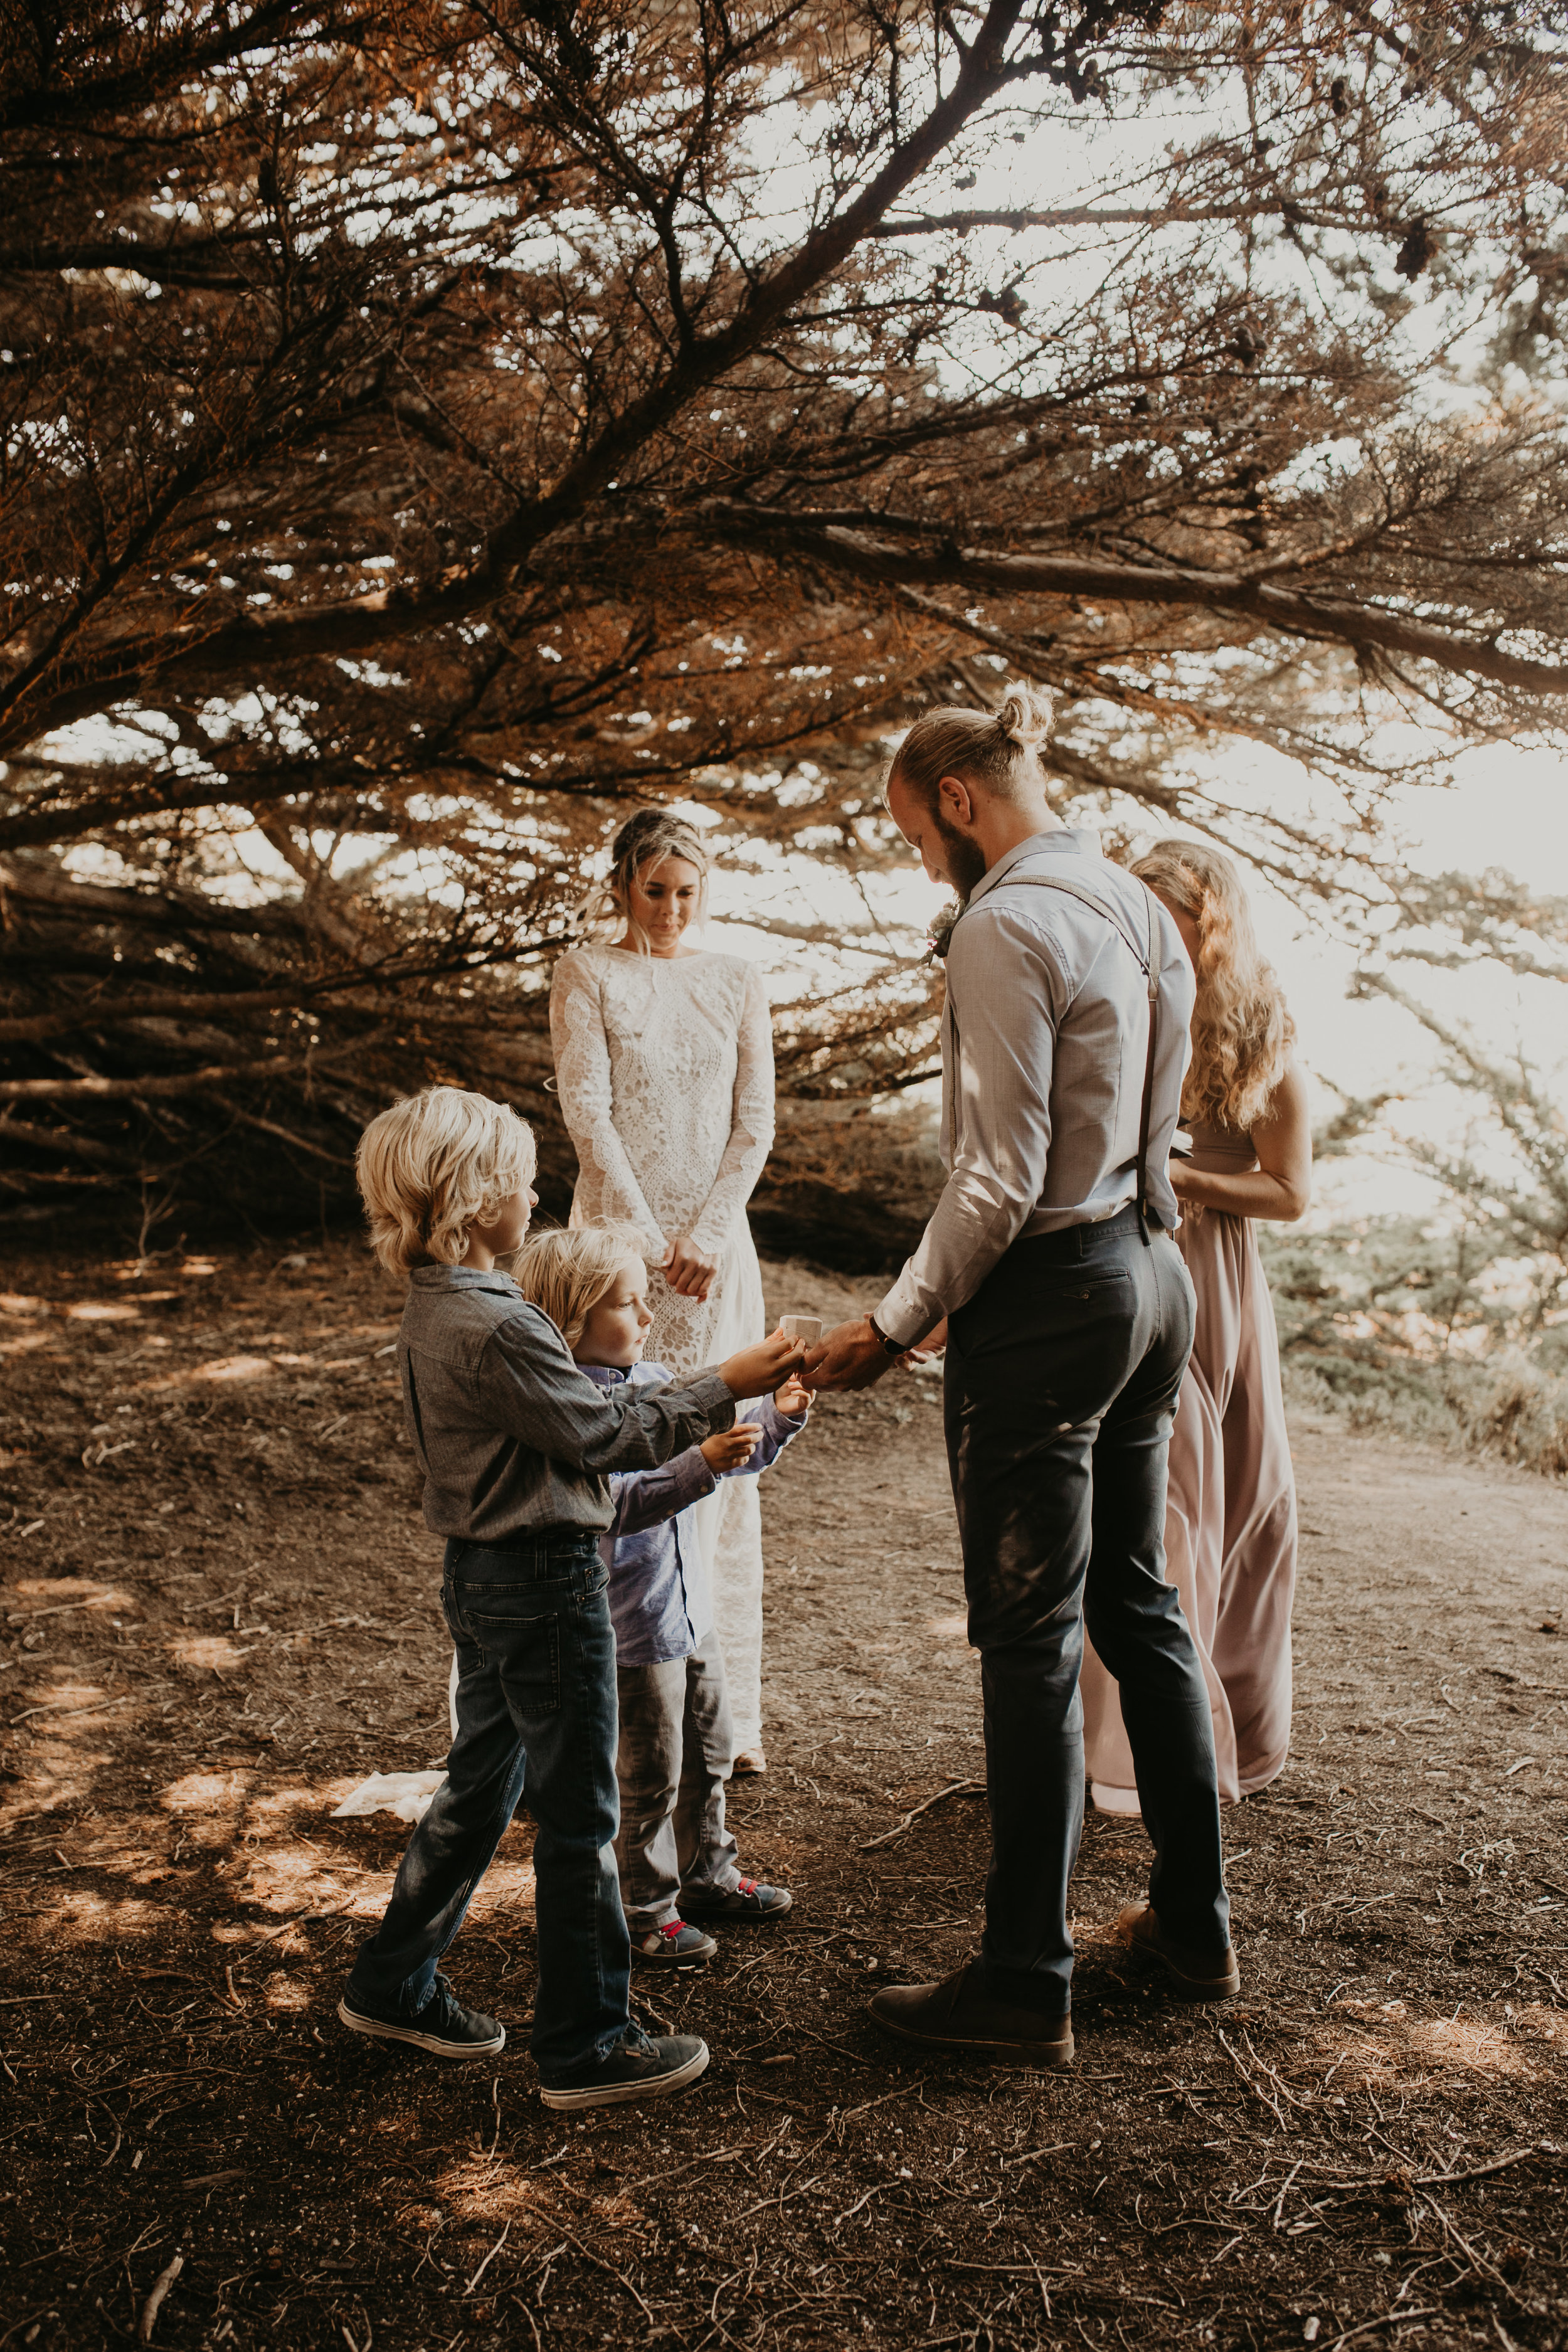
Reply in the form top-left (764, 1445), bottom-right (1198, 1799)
top-left (679, 1876), bottom-right (792, 1922)
top-left (633, 1919), bottom-right (718, 1967)
top-left (338, 1973), bottom-right (505, 2059)
top-left (539, 2030), bottom-right (710, 2111)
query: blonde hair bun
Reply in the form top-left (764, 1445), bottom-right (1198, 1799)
top-left (890, 678), bottom-right (1056, 813)
top-left (997, 683), bottom-right (1056, 751)
top-left (576, 807), bottom-right (711, 953)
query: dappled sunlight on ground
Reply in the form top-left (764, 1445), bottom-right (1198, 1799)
top-left (161, 1772), bottom-right (255, 1813)
top-left (171, 1633), bottom-right (256, 1671)
top-left (1270, 2005), bottom-right (1548, 2102)
top-left (3, 1238), bottom-right (1565, 2351)
top-left (0, 1327), bottom-right (57, 1359)
top-left (1397, 2014), bottom-right (1541, 2082)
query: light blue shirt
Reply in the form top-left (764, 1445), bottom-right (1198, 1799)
top-left (583, 1361), bottom-right (807, 1667)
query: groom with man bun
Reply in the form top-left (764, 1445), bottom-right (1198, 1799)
top-left (805, 684), bottom-right (1239, 2067)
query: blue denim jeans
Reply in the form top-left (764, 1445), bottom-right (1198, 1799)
top-left (945, 1207), bottom-right (1228, 2016)
top-left (344, 1532), bottom-right (631, 2079)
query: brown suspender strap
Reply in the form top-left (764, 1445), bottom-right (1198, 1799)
top-left (946, 871), bottom-right (1164, 1241)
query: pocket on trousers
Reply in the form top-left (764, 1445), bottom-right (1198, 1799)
top-left (463, 1605), bottom-right (563, 1715)
top-left (958, 1264), bottom-right (1132, 1362)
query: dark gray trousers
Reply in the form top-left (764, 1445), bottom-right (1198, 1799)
top-left (945, 1204), bottom-right (1229, 2015)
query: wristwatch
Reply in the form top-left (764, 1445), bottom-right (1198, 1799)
top-left (866, 1314), bottom-right (904, 1358)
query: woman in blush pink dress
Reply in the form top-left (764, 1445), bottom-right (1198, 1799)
top-left (1081, 840), bottom-right (1311, 1811)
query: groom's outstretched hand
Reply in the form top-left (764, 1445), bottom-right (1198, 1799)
top-left (802, 1316), bottom-right (896, 1392)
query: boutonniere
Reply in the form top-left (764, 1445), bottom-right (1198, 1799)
top-left (925, 901), bottom-right (965, 963)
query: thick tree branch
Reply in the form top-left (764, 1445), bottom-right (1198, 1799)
top-left (0, 1032), bottom-right (391, 1104)
top-left (702, 509), bottom-right (1568, 695)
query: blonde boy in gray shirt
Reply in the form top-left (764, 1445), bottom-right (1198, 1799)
top-left (339, 1086), bottom-right (800, 2111)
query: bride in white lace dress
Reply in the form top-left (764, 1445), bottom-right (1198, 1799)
top-left (549, 809), bottom-right (777, 1769)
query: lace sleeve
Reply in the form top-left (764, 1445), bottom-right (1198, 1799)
top-left (687, 960), bottom-right (776, 1256)
top-left (549, 949), bottom-right (668, 1257)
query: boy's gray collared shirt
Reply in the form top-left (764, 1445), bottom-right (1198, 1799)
top-left (396, 1265), bottom-right (736, 1543)
top-left (877, 827), bottom-right (1195, 1348)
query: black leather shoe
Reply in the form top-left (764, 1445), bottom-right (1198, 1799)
top-left (538, 2028), bottom-right (710, 2111)
top-left (1116, 1900), bottom-right (1241, 2000)
top-left (868, 1962), bottom-right (1073, 2069)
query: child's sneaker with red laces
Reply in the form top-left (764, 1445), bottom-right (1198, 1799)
top-left (633, 1919), bottom-right (718, 1967)
top-left (679, 1876), bottom-right (792, 1922)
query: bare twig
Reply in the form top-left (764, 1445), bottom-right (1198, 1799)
top-left (1415, 2144), bottom-right (1557, 2188)
top-left (1216, 2030), bottom-right (1290, 2131)
top-left (1322, 2312), bottom-right (1443, 2352)
top-left (859, 1779), bottom-right (985, 1851)
top-left (554, 2227), bottom-right (672, 2339)
top-left (1000, 2141), bottom-right (1073, 2170)
top-left (464, 2221), bottom-right (510, 2297)
top-left (832, 2181), bottom-right (888, 2227)
top-left (1422, 2194), bottom-right (1527, 2306)
top-left (137, 2250), bottom-right (184, 2344)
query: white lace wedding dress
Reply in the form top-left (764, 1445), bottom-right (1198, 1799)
top-left (550, 942), bottom-right (776, 1755)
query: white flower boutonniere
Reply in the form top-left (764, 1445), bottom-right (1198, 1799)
top-left (926, 901), bottom-right (966, 963)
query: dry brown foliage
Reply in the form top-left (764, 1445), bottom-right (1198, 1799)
top-left (4, 0), bottom-right (1568, 1236)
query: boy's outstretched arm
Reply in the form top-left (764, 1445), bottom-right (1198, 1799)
top-left (482, 1316), bottom-right (806, 1478)
top-left (606, 1446), bottom-right (718, 1538)
top-left (707, 1386), bottom-right (807, 1481)
top-left (483, 1309), bottom-right (737, 1473)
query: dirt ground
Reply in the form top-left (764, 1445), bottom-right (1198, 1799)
top-left (2, 1236), bottom-right (1566, 2352)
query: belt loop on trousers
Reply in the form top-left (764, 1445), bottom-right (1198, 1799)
top-left (1015, 1202), bottom-right (1145, 1265)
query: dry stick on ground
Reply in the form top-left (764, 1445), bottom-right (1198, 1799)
top-left (1415, 2144), bottom-right (1559, 2187)
top-left (1306, 2144), bottom-right (1557, 2196)
top-left (1269, 2158), bottom-right (1307, 2225)
top-left (1422, 2193), bottom-right (1528, 2307)
top-left (464, 2221), bottom-right (510, 2297)
top-left (1000, 2141), bottom-right (1074, 2170)
top-left (858, 1780), bottom-right (986, 1853)
top-left (245, 1902), bottom-right (352, 1946)
top-left (1216, 2030), bottom-right (1293, 2132)
top-left (137, 2250), bottom-right (184, 2346)
top-left (506, 2296), bottom-right (544, 2352)
top-left (553, 2228), bottom-right (672, 2339)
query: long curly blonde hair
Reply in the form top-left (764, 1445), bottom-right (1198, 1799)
top-left (1131, 840), bottom-right (1295, 1135)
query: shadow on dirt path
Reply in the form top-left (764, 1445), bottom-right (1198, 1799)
top-left (1, 1240), bottom-right (1565, 2349)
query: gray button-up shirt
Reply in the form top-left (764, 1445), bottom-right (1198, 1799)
top-left (877, 827), bottom-right (1195, 1348)
top-left (397, 1266), bottom-right (735, 1543)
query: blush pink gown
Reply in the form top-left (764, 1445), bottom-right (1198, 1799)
top-left (1081, 1122), bottom-right (1297, 1809)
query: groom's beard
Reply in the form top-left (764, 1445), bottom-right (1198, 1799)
top-left (930, 807), bottom-right (988, 900)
